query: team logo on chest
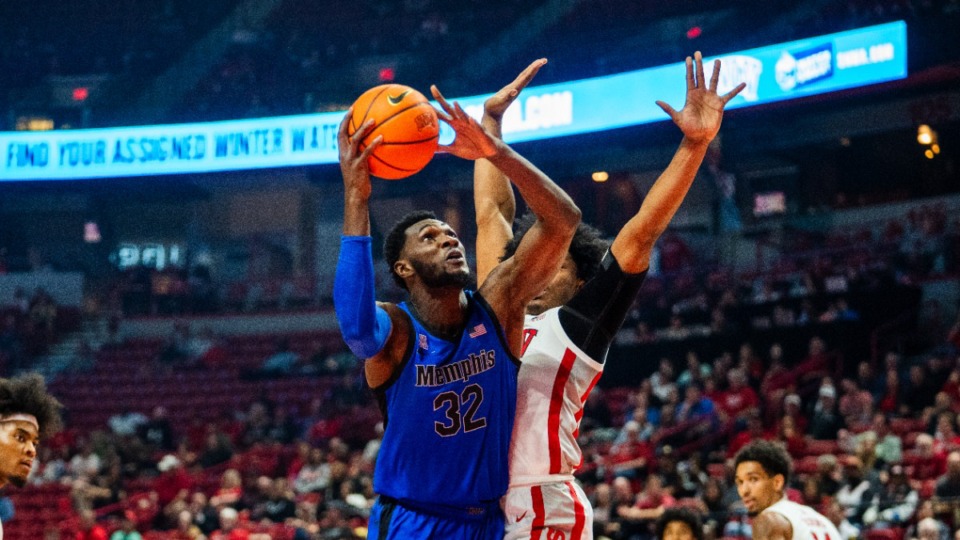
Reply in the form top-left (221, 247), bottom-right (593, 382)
top-left (415, 349), bottom-right (496, 387)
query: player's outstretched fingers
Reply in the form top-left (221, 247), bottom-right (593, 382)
top-left (709, 59), bottom-right (721, 92)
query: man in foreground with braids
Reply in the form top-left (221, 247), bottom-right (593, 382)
top-left (0, 373), bottom-right (63, 538)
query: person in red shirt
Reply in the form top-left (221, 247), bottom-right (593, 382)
top-left (728, 413), bottom-right (773, 458)
top-left (154, 455), bottom-right (194, 508)
top-left (717, 368), bottom-right (759, 422)
top-left (908, 433), bottom-right (947, 482)
top-left (617, 473), bottom-right (677, 536)
top-left (608, 421), bottom-right (655, 477)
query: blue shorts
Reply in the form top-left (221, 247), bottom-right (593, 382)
top-left (368, 495), bottom-right (505, 540)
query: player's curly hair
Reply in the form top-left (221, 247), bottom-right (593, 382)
top-left (734, 439), bottom-right (792, 486)
top-left (501, 214), bottom-right (609, 282)
top-left (655, 507), bottom-right (705, 540)
top-left (384, 210), bottom-right (439, 290)
top-left (0, 373), bottom-right (63, 439)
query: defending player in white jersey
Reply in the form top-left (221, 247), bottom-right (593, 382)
top-left (735, 440), bottom-right (843, 540)
top-left (474, 54), bottom-right (745, 539)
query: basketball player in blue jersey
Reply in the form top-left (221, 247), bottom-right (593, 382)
top-left (334, 74), bottom-right (582, 539)
top-left (474, 54), bottom-right (744, 539)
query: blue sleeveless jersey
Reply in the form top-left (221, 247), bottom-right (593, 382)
top-left (373, 290), bottom-right (519, 508)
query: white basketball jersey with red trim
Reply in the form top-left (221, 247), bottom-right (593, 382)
top-left (510, 308), bottom-right (603, 485)
top-left (765, 499), bottom-right (842, 540)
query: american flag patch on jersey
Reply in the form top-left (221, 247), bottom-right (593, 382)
top-left (418, 334), bottom-right (429, 351)
top-left (468, 324), bottom-right (487, 338)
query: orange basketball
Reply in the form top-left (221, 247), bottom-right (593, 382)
top-left (347, 84), bottom-right (440, 180)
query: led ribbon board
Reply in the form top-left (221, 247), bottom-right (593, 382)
top-left (1, 21), bottom-right (906, 181)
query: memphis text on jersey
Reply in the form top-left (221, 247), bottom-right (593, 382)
top-left (415, 350), bottom-right (496, 387)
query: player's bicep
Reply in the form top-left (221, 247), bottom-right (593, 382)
top-left (364, 303), bottom-right (412, 389)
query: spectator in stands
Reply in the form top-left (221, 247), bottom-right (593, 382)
top-left (251, 477), bottom-right (296, 523)
top-left (926, 391), bottom-right (954, 436)
top-left (209, 468), bottom-right (243, 508)
top-left (815, 454), bottom-right (842, 497)
top-left (676, 351), bottom-right (711, 390)
top-left (676, 384), bottom-right (718, 434)
top-left (934, 412), bottom-right (960, 450)
top-left (171, 509), bottom-right (204, 540)
top-left (911, 433), bottom-right (948, 482)
top-left (716, 368), bottom-right (759, 425)
top-left (727, 413), bottom-right (769, 458)
top-left (835, 455), bottom-right (875, 524)
top-left (67, 439), bottom-right (102, 482)
top-left (878, 368), bottom-right (901, 414)
top-left (293, 447), bottom-right (330, 495)
top-left (139, 406), bottom-right (175, 452)
top-left (795, 336), bottom-right (831, 386)
top-left (905, 504), bottom-right (951, 540)
top-left (650, 358), bottom-right (678, 404)
top-left (808, 383), bottom-right (843, 440)
top-left (862, 412), bottom-right (904, 467)
top-left (838, 377), bottom-right (873, 427)
top-left (777, 415), bottom-right (807, 457)
top-left (154, 455), bottom-right (194, 509)
top-left (590, 482), bottom-right (616, 539)
top-left (209, 506), bottom-right (249, 540)
top-left (618, 474), bottom-right (675, 535)
top-left (198, 430), bottom-right (234, 468)
top-left (188, 492), bottom-right (219, 537)
top-left (863, 463), bottom-right (918, 529)
top-left (903, 363), bottom-right (938, 415)
top-left (608, 420), bottom-right (654, 478)
top-left (935, 450), bottom-right (960, 499)
top-left (239, 401), bottom-right (272, 447)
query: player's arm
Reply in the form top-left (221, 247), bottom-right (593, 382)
top-left (333, 110), bottom-right (411, 389)
top-left (611, 51), bottom-right (745, 273)
top-left (751, 511), bottom-right (792, 540)
top-left (557, 53), bottom-right (745, 360)
top-left (473, 59), bottom-right (546, 285)
top-left (433, 85), bottom-right (581, 355)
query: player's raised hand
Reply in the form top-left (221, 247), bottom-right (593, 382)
top-left (432, 85), bottom-right (498, 161)
top-left (338, 107), bottom-right (381, 198)
top-left (483, 58), bottom-right (547, 132)
top-left (656, 51), bottom-right (746, 145)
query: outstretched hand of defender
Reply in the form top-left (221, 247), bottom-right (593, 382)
top-left (656, 51), bottom-right (746, 145)
top-left (432, 85), bottom-right (498, 161)
top-left (482, 58), bottom-right (546, 132)
top-left (338, 108), bottom-right (382, 199)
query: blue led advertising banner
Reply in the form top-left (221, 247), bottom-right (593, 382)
top-left (1, 21), bottom-right (907, 181)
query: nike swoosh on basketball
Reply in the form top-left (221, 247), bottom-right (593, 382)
top-left (515, 511), bottom-right (527, 523)
top-left (387, 91), bottom-right (411, 105)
